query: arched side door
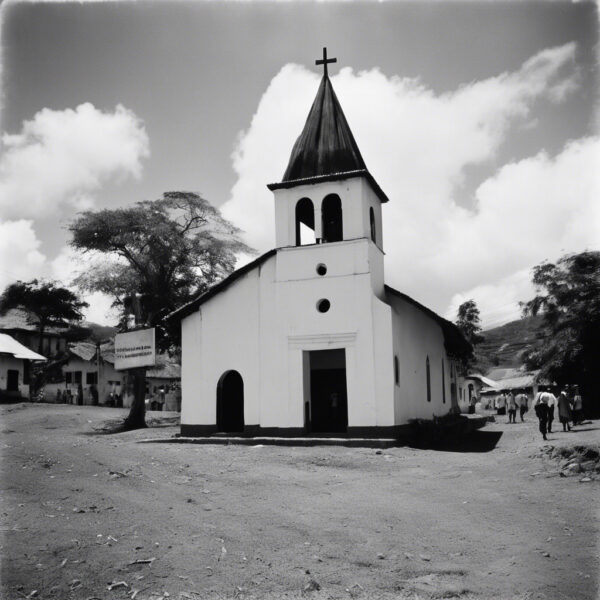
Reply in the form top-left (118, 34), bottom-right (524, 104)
top-left (216, 370), bottom-right (244, 433)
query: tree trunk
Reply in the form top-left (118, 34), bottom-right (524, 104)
top-left (122, 367), bottom-right (147, 430)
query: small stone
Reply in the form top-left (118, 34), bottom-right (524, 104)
top-left (419, 554), bottom-right (431, 561)
top-left (580, 477), bottom-right (592, 482)
top-left (377, 553), bottom-right (385, 560)
top-left (375, 450), bottom-right (383, 455)
top-left (542, 552), bottom-right (550, 557)
top-left (567, 463), bottom-right (582, 473)
top-left (304, 579), bottom-right (321, 592)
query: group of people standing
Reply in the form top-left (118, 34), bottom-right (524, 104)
top-left (532, 385), bottom-right (584, 441)
top-left (494, 391), bottom-right (529, 423)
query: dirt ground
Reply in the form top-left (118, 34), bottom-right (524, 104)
top-left (1, 404), bottom-right (598, 600)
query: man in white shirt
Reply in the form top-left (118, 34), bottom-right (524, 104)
top-left (543, 390), bottom-right (557, 433)
top-left (516, 391), bottom-right (529, 422)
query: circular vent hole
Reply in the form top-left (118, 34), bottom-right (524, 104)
top-left (316, 263), bottom-right (327, 276)
top-left (317, 299), bottom-right (331, 313)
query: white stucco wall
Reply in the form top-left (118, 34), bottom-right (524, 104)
top-left (388, 294), bottom-right (453, 423)
top-left (180, 236), bottom-right (401, 430)
top-left (0, 355), bottom-right (30, 399)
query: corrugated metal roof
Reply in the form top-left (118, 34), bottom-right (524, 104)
top-left (0, 308), bottom-right (65, 335)
top-left (0, 333), bottom-right (46, 361)
top-left (483, 370), bottom-right (548, 391)
top-left (466, 374), bottom-right (499, 388)
top-left (69, 342), bottom-right (97, 362)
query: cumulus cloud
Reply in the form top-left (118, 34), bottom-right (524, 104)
top-left (0, 220), bottom-right (46, 291)
top-left (0, 103), bottom-right (148, 326)
top-left (221, 42), bottom-right (596, 327)
top-left (0, 103), bottom-right (149, 219)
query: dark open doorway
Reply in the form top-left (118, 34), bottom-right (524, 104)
top-left (307, 349), bottom-right (348, 433)
top-left (6, 370), bottom-right (19, 392)
top-left (216, 370), bottom-right (244, 433)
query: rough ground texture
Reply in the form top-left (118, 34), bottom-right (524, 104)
top-left (1, 404), bottom-right (598, 600)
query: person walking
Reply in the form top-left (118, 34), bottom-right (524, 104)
top-left (516, 390), bottom-right (528, 421)
top-left (507, 391), bottom-right (517, 424)
top-left (496, 393), bottom-right (506, 416)
top-left (557, 390), bottom-right (572, 432)
top-left (572, 387), bottom-right (584, 425)
top-left (533, 391), bottom-right (550, 441)
top-left (546, 390), bottom-right (556, 433)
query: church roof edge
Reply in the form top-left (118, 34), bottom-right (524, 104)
top-left (166, 249), bottom-right (277, 322)
top-left (384, 285), bottom-right (472, 358)
top-left (267, 169), bottom-right (389, 203)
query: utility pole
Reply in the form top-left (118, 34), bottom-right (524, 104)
top-left (122, 292), bottom-right (148, 430)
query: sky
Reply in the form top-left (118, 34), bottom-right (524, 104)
top-left (0, 0), bottom-right (598, 328)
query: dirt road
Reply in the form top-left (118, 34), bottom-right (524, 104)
top-left (1, 404), bottom-right (598, 600)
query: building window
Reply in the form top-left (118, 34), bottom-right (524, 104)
top-left (65, 372), bottom-right (72, 384)
top-left (321, 194), bottom-right (343, 243)
top-left (426, 356), bottom-right (431, 402)
top-left (74, 371), bottom-right (82, 384)
top-left (442, 359), bottom-right (446, 403)
top-left (316, 263), bottom-right (327, 276)
top-left (86, 372), bottom-right (98, 385)
top-left (370, 207), bottom-right (376, 243)
top-left (23, 360), bottom-right (30, 385)
top-left (317, 299), bottom-right (331, 313)
top-left (295, 197), bottom-right (315, 246)
top-left (394, 355), bottom-right (399, 385)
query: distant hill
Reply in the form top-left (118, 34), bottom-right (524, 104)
top-left (84, 322), bottom-right (118, 343)
top-left (474, 315), bottom-right (548, 374)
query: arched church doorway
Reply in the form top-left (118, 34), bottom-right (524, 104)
top-left (216, 370), bottom-right (244, 433)
top-left (321, 194), bottom-right (343, 243)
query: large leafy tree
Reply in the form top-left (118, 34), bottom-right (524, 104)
top-left (522, 251), bottom-right (600, 417)
top-left (0, 279), bottom-right (88, 354)
top-left (455, 299), bottom-right (484, 373)
top-left (69, 191), bottom-right (253, 429)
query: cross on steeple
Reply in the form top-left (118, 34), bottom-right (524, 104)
top-left (316, 47), bottom-right (337, 77)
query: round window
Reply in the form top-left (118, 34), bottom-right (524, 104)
top-left (316, 263), bottom-right (327, 276)
top-left (317, 299), bottom-right (331, 313)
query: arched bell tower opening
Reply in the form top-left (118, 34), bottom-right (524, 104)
top-left (295, 197), bottom-right (316, 246)
top-left (321, 194), bottom-right (343, 243)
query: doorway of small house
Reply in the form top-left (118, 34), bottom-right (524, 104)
top-left (216, 370), bottom-right (244, 433)
top-left (6, 370), bottom-right (19, 393)
top-left (308, 349), bottom-right (348, 433)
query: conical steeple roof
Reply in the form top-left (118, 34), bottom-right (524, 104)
top-left (282, 74), bottom-right (367, 181)
top-left (268, 63), bottom-right (388, 203)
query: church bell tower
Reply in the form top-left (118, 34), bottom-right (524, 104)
top-left (268, 49), bottom-right (389, 256)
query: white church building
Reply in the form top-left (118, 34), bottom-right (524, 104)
top-left (170, 50), bottom-right (471, 437)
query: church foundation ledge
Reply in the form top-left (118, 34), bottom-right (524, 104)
top-left (179, 424), bottom-right (412, 439)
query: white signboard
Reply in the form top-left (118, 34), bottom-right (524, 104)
top-left (114, 328), bottom-right (156, 370)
